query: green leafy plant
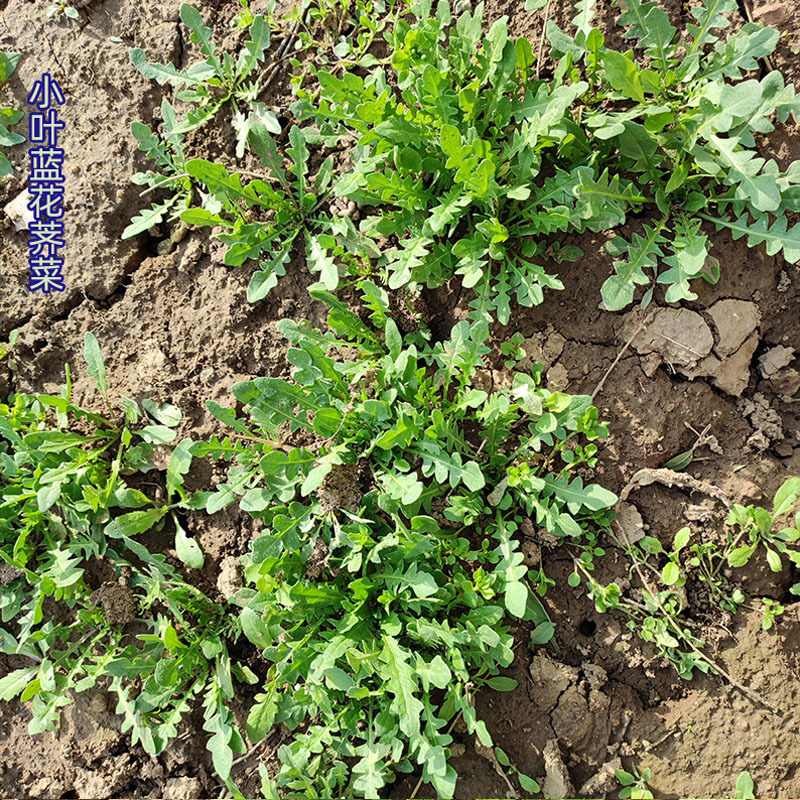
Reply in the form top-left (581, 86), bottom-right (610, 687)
top-left (45, 1), bottom-right (82, 21)
top-left (759, 597), bottom-right (785, 631)
top-left (0, 50), bottom-right (24, 180)
top-left (500, 331), bottom-right (526, 369)
top-left (185, 286), bottom-right (616, 797)
top-left (725, 478), bottom-right (800, 586)
top-left (0, 330), bottom-right (19, 370)
top-left (283, 0), bottom-right (800, 322)
top-left (277, 0), bottom-right (399, 92)
top-left (122, 99), bottom-right (193, 239)
top-left (294, 2), bottom-right (586, 324)
top-left (581, 477), bottom-right (800, 677)
top-left (677, 478), bottom-right (800, 618)
top-left (616, 764), bottom-right (653, 799)
top-left (0, 334), bottom-right (246, 796)
top-left (493, 746), bottom-right (540, 794)
top-left (582, 564), bottom-right (711, 680)
top-left (551, 0), bottom-right (800, 309)
top-left (180, 126), bottom-right (377, 302)
top-left (130, 3), bottom-right (277, 153)
top-left (573, 524), bottom-right (714, 679)
top-left (125, 3), bottom-right (280, 237)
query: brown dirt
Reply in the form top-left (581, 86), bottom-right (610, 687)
top-left (1, 0), bottom-right (800, 797)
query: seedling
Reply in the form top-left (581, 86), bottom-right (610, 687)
top-left (617, 764), bottom-right (654, 799)
top-left (278, 0), bottom-right (399, 91)
top-left (725, 478), bottom-right (800, 585)
top-left (735, 770), bottom-right (756, 800)
top-left (759, 598), bottom-right (784, 631)
top-left (0, 330), bottom-right (18, 370)
top-left (45, 1), bottom-right (82, 21)
top-left (500, 332), bottom-right (526, 369)
top-left (582, 477), bottom-right (800, 678)
top-left (130, 4), bottom-right (277, 155)
top-left (493, 746), bottom-right (540, 794)
top-left (123, 99), bottom-right (193, 239)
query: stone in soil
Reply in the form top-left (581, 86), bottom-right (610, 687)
top-left (628, 303), bottom-right (762, 396)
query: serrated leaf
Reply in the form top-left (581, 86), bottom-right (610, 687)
top-left (307, 234), bottom-right (339, 291)
top-left (247, 246), bottom-right (292, 303)
top-left (247, 694), bottom-right (277, 744)
top-left (707, 134), bottom-right (780, 212)
top-left (544, 474), bottom-right (618, 513)
top-left (122, 200), bottom-right (172, 239)
top-left (129, 47), bottom-right (206, 86)
top-left (603, 50), bottom-right (646, 103)
top-left (0, 667), bottom-right (37, 701)
top-left (686, 0), bottom-right (738, 56)
top-left (601, 219), bottom-right (668, 310)
top-left (386, 236), bottom-right (432, 290)
top-left (236, 15), bottom-right (270, 78)
top-left (617, 0), bottom-right (676, 70)
top-left (701, 212), bottom-right (800, 264)
top-left (106, 507), bottom-right (168, 538)
top-left (379, 635), bottom-right (423, 738)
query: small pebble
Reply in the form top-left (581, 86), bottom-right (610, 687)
top-left (90, 693), bottom-right (108, 713)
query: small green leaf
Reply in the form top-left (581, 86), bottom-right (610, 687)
top-left (0, 51), bottom-right (21, 83)
top-left (728, 544), bottom-right (756, 568)
top-left (0, 667), bottom-right (38, 701)
top-left (505, 580), bottom-right (529, 618)
top-left (518, 773), bottom-right (541, 793)
top-left (485, 676), bottom-right (518, 691)
top-left (673, 527), bottom-right (690, 552)
top-left (241, 607), bottom-right (271, 648)
top-left (247, 696), bottom-right (277, 744)
top-left (142, 398), bottom-right (182, 427)
top-left (385, 319), bottom-right (402, 359)
top-left (734, 770), bottom-right (755, 800)
top-left (175, 517), bottom-right (204, 569)
top-left (530, 621), bottom-right (556, 644)
top-left (661, 561), bottom-right (680, 586)
top-left (603, 50), bottom-right (646, 103)
top-left (83, 332), bottom-right (108, 398)
top-left (167, 439), bottom-right (193, 499)
top-left (494, 746), bottom-right (511, 767)
top-left (773, 478), bottom-right (800, 516)
top-left (617, 770), bottom-right (635, 786)
top-left (765, 547), bottom-right (783, 573)
top-left (36, 482), bottom-right (62, 513)
top-left (664, 449), bottom-right (694, 471)
top-left (106, 507), bottom-right (168, 538)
